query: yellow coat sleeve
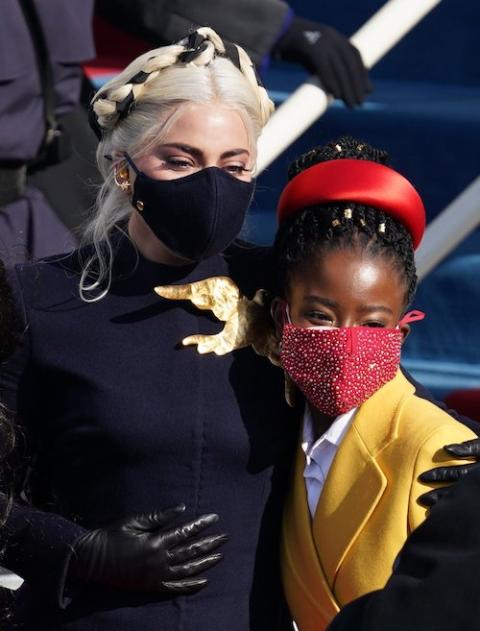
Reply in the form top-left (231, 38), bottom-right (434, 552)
top-left (408, 422), bottom-right (477, 531)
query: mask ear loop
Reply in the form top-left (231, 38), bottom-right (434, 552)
top-left (269, 299), bottom-right (291, 327)
top-left (270, 299), bottom-right (296, 408)
top-left (398, 310), bottom-right (425, 327)
top-left (123, 152), bottom-right (141, 175)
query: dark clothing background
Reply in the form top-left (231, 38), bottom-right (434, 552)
top-left (0, 186), bottom-right (76, 267)
top-left (0, 0), bottom-right (96, 265)
top-left (0, 1), bottom-right (94, 163)
top-left (328, 462), bottom-right (480, 631)
top-left (1, 236), bottom-right (297, 630)
top-left (96, 0), bottom-right (291, 67)
top-left (28, 101), bottom-right (101, 235)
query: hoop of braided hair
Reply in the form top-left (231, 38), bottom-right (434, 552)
top-left (91, 27), bottom-right (273, 138)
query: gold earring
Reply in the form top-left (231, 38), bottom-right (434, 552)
top-left (114, 167), bottom-right (131, 193)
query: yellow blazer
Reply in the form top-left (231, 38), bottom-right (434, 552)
top-left (282, 370), bottom-right (476, 631)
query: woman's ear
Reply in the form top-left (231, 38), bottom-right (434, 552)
top-left (270, 297), bottom-right (286, 340)
top-left (400, 323), bottom-right (410, 344)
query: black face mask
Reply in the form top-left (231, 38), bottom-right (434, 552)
top-left (125, 154), bottom-right (255, 261)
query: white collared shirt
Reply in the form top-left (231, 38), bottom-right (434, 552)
top-left (302, 406), bottom-right (357, 518)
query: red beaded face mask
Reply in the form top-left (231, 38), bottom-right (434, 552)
top-left (280, 309), bottom-right (425, 417)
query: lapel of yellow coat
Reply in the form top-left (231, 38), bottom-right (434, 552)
top-left (312, 370), bottom-right (414, 583)
top-left (282, 426), bottom-right (341, 626)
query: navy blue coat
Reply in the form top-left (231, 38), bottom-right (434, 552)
top-left (0, 0), bottom-right (95, 264)
top-left (1, 236), bottom-right (297, 630)
top-left (0, 0), bottom-right (94, 165)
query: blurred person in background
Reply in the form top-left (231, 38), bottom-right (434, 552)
top-left (96, 0), bottom-right (371, 108)
top-left (0, 0), bottom-right (96, 265)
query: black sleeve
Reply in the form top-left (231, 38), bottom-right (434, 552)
top-left (401, 365), bottom-right (480, 434)
top-left (96, 0), bottom-right (292, 66)
top-left (0, 267), bottom-right (87, 609)
top-left (3, 500), bottom-right (86, 609)
top-left (328, 464), bottom-right (480, 631)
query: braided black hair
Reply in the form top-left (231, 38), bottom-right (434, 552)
top-left (272, 136), bottom-right (418, 307)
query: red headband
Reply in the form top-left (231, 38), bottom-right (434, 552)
top-left (277, 159), bottom-right (426, 249)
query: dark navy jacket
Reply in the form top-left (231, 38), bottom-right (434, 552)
top-left (1, 236), bottom-right (297, 630)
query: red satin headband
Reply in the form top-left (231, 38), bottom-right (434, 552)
top-left (277, 159), bottom-right (426, 249)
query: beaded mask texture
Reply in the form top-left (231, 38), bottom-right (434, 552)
top-left (280, 311), bottom-right (424, 416)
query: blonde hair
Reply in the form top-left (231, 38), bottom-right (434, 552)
top-left (80, 27), bottom-right (274, 302)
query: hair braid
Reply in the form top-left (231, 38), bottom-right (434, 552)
top-left (273, 136), bottom-right (418, 308)
top-left (91, 27), bottom-right (273, 137)
top-left (287, 136), bottom-right (389, 181)
top-left (235, 46), bottom-right (274, 125)
top-left (92, 45), bottom-right (185, 131)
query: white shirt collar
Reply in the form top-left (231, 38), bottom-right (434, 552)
top-left (302, 405), bottom-right (357, 464)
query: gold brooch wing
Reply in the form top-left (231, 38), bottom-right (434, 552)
top-left (154, 276), bottom-right (280, 364)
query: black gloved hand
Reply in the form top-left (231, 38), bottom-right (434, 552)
top-left (70, 504), bottom-right (227, 594)
top-left (274, 17), bottom-right (371, 108)
top-left (418, 437), bottom-right (480, 507)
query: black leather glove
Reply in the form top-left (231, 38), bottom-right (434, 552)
top-left (70, 504), bottom-right (227, 594)
top-left (274, 17), bottom-right (372, 108)
top-left (418, 437), bottom-right (480, 507)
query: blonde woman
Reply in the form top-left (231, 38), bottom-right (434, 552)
top-left (0, 28), bottom-right (295, 630)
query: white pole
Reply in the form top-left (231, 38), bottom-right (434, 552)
top-left (257, 0), bottom-right (442, 174)
top-left (416, 176), bottom-right (480, 280)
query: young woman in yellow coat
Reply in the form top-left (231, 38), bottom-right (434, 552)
top-left (270, 137), bottom-right (477, 631)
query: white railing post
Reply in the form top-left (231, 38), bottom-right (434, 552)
top-left (257, 0), bottom-right (442, 174)
top-left (416, 176), bottom-right (480, 280)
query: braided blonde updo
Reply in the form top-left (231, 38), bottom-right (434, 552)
top-left (92, 28), bottom-right (273, 137)
top-left (80, 27), bottom-right (274, 302)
